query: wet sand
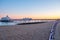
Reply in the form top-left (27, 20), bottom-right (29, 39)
top-left (0, 22), bottom-right (54, 40)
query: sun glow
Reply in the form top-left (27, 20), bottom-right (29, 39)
top-left (0, 14), bottom-right (60, 19)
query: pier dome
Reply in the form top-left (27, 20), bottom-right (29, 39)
top-left (0, 16), bottom-right (12, 22)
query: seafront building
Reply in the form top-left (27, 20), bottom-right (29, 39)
top-left (0, 15), bottom-right (12, 22)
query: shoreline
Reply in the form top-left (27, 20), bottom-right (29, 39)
top-left (17, 22), bottom-right (46, 25)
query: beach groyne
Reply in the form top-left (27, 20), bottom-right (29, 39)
top-left (17, 22), bottom-right (46, 25)
top-left (49, 20), bottom-right (59, 40)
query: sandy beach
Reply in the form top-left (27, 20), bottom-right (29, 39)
top-left (0, 21), bottom-right (54, 40)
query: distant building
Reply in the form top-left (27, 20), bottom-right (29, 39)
top-left (0, 15), bottom-right (13, 22)
top-left (22, 18), bottom-right (32, 21)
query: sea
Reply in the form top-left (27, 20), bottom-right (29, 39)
top-left (0, 20), bottom-right (55, 26)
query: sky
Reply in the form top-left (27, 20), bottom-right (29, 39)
top-left (0, 0), bottom-right (60, 19)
